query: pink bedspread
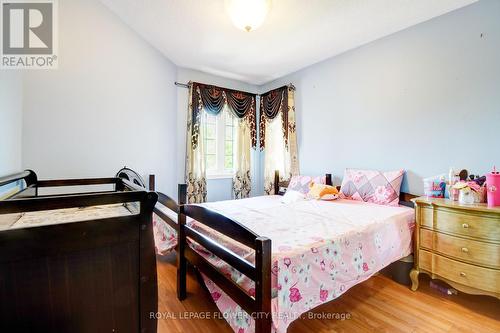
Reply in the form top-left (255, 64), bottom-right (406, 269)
top-left (154, 196), bottom-right (414, 333)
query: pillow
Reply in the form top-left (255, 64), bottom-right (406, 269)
top-left (287, 175), bottom-right (326, 194)
top-left (339, 168), bottom-right (404, 206)
top-left (281, 190), bottom-right (307, 204)
top-left (308, 183), bottom-right (339, 201)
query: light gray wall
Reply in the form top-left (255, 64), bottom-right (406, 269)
top-left (12, 0), bottom-right (500, 200)
top-left (176, 68), bottom-right (260, 201)
top-left (21, 0), bottom-right (178, 195)
top-left (260, 0), bottom-right (500, 195)
top-left (0, 72), bottom-right (23, 176)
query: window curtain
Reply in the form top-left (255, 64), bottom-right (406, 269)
top-left (187, 82), bottom-right (257, 200)
top-left (185, 84), bottom-right (207, 203)
top-left (233, 119), bottom-right (252, 199)
top-left (260, 85), bottom-right (299, 194)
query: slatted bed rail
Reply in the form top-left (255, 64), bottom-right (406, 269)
top-left (1, 170), bottom-right (150, 201)
top-left (0, 172), bottom-right (155, 215)
top-left (177, 184), bottom-right (273, 333)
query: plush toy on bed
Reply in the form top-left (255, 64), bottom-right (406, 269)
top-left (281, 182), bottom-right (339, 204)
top-left (308, 182), bottom-right (339, 201)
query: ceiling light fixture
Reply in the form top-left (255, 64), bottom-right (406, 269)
top-left (225, 0), bottom-right (271, 32)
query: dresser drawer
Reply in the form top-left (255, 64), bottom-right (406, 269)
top-left (419, 250), bottom-right (500, 293)
top-left (421, 207), bottom-right (500, 241)
top-left (420, 229), bottom-right (500, 269)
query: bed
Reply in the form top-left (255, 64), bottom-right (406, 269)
top-left (151, 171), bottom-right (416, 333)
top-left (0, 169), bottom-right (159, 333)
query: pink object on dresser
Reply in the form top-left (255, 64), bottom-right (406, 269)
top-left (486, 166), bottom-right (500, 207)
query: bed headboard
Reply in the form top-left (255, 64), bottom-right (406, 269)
top-left (273, 170), bottom-right (417, 207)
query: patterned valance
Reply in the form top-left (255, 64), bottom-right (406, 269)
top-left (259, 86), bottom-right (291, 150)
top-left (191, 82), bottom-right (257, 149)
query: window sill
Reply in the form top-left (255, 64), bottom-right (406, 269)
top-left (207, 174), bottom-right (234, 180)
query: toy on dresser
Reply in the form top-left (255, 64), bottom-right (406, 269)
top-left (452, 177), bottom-right (486, 205)
top-left (423, 175), bottom-right (447, 198)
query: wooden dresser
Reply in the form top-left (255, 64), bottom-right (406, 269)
top-left (410, 197), bottom-right (500, 299)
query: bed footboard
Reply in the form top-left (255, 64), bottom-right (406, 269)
top-left (177, 185), bottom-right (272, 333)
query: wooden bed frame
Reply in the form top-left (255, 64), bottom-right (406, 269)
top-left (0, 170), bottom-right (159, 333)
top-left (175, 170), bottom-right (417, 333)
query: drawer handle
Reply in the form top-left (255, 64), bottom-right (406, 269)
top-left (462, 223), bottom-right (469, 229)
top-left (461, 247), bottom-right (469, 253)
top-left (460, 272), bottom-right (467, 277)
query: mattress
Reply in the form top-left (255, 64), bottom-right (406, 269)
top-left (0, 203), bottom-right (138, 232)
top-left (187, 196), bottom-right (415, 333)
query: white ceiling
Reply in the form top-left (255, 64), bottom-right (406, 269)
top-left (100, 0), bottom-right (477, 85)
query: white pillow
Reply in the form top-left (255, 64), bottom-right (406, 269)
top-left (281, 190), bottom-right (306, 204)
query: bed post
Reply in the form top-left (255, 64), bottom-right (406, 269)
top-left (139, 191), bottom-right (159, 333)
top-left (25, 170), bottom-right (38, 196)
top-left (149, 175), bottom-right (155, 191)
top-left (326, 173), bottom-right (332, 186)
top-left (274, 170), bottom-right (279, 195)
top-left (177, 184), bottom-right (187, 300)
top-left (254, 236), bottom-right (272, 333)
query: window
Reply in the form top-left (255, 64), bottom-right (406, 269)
top-left (203, 111), bottom-right (237, 178)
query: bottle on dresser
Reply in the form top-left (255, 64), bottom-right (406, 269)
top-left (448, 167), bottom-right (460, 201)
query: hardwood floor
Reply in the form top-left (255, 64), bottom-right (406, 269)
top-left (156, 253), bottom-right (500, 333)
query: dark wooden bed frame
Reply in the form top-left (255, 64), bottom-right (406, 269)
top-left (0, 170), bottom-right (159, 333)
top-left (175, 170), bottom-right (417, 333)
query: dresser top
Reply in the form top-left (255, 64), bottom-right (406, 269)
top-left (412, 197), bottom-right (500, 214)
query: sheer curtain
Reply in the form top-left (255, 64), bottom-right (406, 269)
top-left (233, 118), bottom-right (252, 199)
top-left (261, 86), bottom-right (299, 194)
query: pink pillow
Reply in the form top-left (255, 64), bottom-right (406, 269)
top-left (287, 175), bottom-right (326, 194)
top-left (339, 168), bottom-right (404, 206)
